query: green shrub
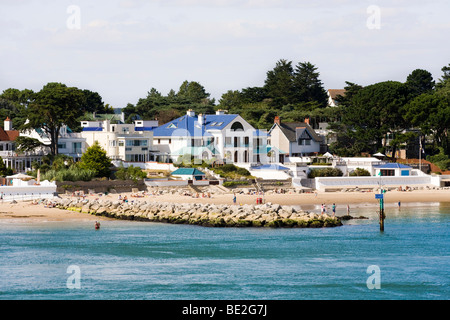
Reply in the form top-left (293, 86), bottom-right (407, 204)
top-left (349, 167), bottom-right (371, 176)
top-left (308, 168), bottom-right (343, 178)
top-left (427, 148), bottom-right (450, 171)
top-left (223, 181), bottom-right (250, 187)
top-left (115, 165), bottom-right (147, 181)
top-left (42, 166), bottom-right (96, 182)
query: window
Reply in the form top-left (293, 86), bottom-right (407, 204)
top-left (168, 123), bottom-right (177, 129)
top-left (119, 141), bottom-right (125, 147)
top-left (58, 143), bottom-right (66, 149)
top-left (231, 122), bottom-right (244, 131)
top-left (73, 142), bottom-right (82, 154)
top-left (380, 169), bottom-right (395, 176)
top-left (110, 141), bottom-right (117, 147)
top-left (298, 138), bottom-right (312, 146)
top-left (126, 140), bottom-right (148, 147)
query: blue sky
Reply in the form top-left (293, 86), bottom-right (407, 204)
top-left (1, 0), bottom-right (449, 108)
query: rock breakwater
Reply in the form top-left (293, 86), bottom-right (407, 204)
top-left (46, 198), bottom-right (343, 228)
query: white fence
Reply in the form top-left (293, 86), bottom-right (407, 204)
top-left (111, 161), bottom-right (176, 172)
top-left (145, 180), bottom-right (188, 187)
top-left (0, 180), bottom-right (57, 202)
top-left (315, 175), bottom-right (439, 192)
top-left (145, 179), bottom-right (223, 188)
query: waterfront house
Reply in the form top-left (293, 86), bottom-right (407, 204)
top-left (152, 109), bottom-right (269, 165)
top-left (1, 117), bottom-right (47, 173)
top-left (80, 119), bottom-right (159, 163)
top-left (171, 168), bottom-right (206, 181)
top-left (373, 163), bottom-right (412, 177)
top-left (268, 116), bottom-right (323, 163)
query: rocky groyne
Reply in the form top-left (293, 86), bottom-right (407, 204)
top-left (45, 198), bottom-right (343, 228)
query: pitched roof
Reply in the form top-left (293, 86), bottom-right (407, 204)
top-left (271, 122), bottom-right (322, 143)
top-left (0, 127), bottom-right (19, 142)
top-left (171, 168), bottom-right (205, 176)
top-left (153, 114), bottom-right (238, 137)
top-left (373, 163), bottom-right (412, 169)
top-left (328, 89), bottom-right (346, 100)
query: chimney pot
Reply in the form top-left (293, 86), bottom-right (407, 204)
top-left (274, 116), bottom-right (281, 125)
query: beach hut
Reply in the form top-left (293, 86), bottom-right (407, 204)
top-left (373, 163), bottom-right (412, 177)
top-left (171, 168), bottom-right (206, 181)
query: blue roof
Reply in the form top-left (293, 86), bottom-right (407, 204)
top-left (153, 114), bottom-right (238, 137)
top-left (134, 127), bottom-right (154, 132)
top-left (82, 127), bottom-right (103, 132)
top-left (172, 168), bottom-right (205, 176)
top-left (374, 163), bottom-right (412, 169)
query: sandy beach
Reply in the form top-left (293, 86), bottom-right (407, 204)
top-left (0, 188), bottom-right (449, 223)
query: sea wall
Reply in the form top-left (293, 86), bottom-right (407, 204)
top-left (46, 198), bottom-right (343, 228)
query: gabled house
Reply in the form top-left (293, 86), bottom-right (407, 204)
top-left (152, 109), bottom-right (268, 165)
top-left (268, 116), bottom-right (322, 163)
top-left (1, 118), bottom-right (45, 173)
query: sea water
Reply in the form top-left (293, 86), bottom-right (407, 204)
top-left (0, 203), bottom-right (449, 300)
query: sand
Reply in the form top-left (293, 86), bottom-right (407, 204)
top-left (0, 189), bottom-right (449, 223)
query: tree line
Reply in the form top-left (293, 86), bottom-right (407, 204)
top-left (0, 60), bottom-right (449, 168)
top-left (329, 66), bottom-right (449, 169)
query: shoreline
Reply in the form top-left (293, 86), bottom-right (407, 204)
top-left (0, 189), bottom-right (448, 223)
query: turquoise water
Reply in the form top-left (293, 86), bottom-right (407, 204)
top-left (0, 203), bottom-right (449, 300)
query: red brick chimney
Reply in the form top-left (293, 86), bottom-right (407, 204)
top-left (274, 116), bottom-right (281, 125)
top-left (304, 117), bottom-right (310, 125)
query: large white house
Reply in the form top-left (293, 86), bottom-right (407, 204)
top-left (80, 119), bottom-right (159, 163)
top-left (152, 109), bottom-right (269, 165)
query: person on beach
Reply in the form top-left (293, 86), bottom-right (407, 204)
top-left (332, 203), bottom-right (336, 217)
top-left (321, 204), bottom-right (324, 215)
top-left (233, 193), bottom-right (237, 204)
top-left (398, 201), bottom-right (401, 209)
top-left (347, 204), bottom-right (350, 216)
top-left (95, 221), bottom-right (101, 230)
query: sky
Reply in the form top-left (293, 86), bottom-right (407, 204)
top-left (0, 0), bottom-right (449, 108)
